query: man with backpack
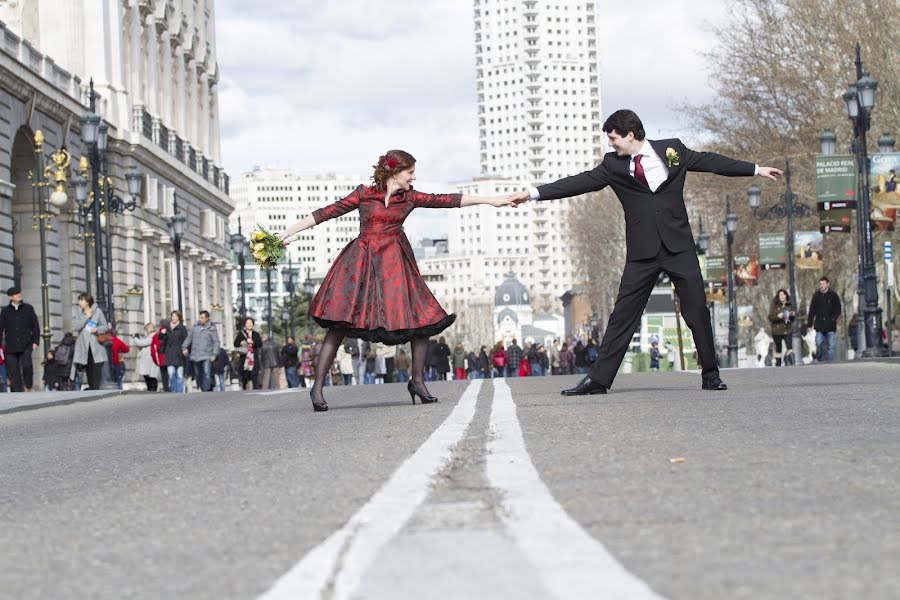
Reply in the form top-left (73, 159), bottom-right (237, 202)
top-left (53, 332), bottom-right (76, 390)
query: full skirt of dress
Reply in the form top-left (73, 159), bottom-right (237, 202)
top-left (308, 233), bottom-right (455, 344)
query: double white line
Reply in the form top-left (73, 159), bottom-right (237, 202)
top-left (260, 379), bottom-right (663, 600)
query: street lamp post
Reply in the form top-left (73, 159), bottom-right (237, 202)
top-left (265, 268), bottom-right (274, 337)
top-left (168, 193), bottom-right (186, 314)
top-left (303, 265), bottom-right (315, 337)
top-left (29, 132), bottom-right (71, 358)
top-left (230, 217), bottom-right (248, 323)
top-left (79, 80), bottom-right (108, 321)
top-left (100, 168), bottom-right (141, 332)
top-left (842, 43), bottom-right (886, 356)
top-left (282, 257), bottom-right (296, 339)
top-left (747, 160), bottom-right (812, 365)
top-left (723, 198), bottom-right (739, 368)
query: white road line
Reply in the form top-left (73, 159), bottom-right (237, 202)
top-left (486, 378), bottom-right (666, 600)
top-left (258, 380), bottom-right (483, 600)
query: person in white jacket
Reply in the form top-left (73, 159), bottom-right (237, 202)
top-left (335, 343), bottom-right (354, 386)
top-left (134, 323), bottom-right (161, 390)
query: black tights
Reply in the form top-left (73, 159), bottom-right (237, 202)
top-left (410, 336), bottom-right (431, 396)
top-left (311, 330), bottom-right (344, 404)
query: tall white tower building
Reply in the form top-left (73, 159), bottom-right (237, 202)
top-left (475, 0), bottom-right (603, 182)
top-left (421, 0), bottom-right (602, 344)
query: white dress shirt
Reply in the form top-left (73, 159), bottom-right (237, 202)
top-left (630, 141), bottom-right (668, 192)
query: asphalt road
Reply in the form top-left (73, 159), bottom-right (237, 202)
top-left (1, 363), bottom-right (898, 599)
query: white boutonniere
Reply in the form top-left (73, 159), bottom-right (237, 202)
top-left (665, 147), bottom-right (680, 167)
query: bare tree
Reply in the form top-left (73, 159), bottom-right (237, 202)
top-left (680, 0), bottom-right (899, 338)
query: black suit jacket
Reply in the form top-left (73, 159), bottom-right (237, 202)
top-left (537, 139), bottom-right (755, 261)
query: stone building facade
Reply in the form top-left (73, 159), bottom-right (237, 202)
top-left (0, 1), bottom-right (233, 385)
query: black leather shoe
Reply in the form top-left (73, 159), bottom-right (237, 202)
top-left (701, 377), bottom-right (728, 391)
top-left (561, 376), bottom-right (607, 396)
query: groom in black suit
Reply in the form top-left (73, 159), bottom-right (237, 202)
top-left (511, 109), bottom-right (781, 395)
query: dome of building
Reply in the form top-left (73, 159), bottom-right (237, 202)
top-left (495, 271), bottom-right (530, 307)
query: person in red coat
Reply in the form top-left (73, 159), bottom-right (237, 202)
top-left (280, 150), bottom-right (513, 411)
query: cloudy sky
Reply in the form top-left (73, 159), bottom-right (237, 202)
top-left (215, 0), bottom-right (730, 239)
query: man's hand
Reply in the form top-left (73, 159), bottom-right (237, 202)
top-left (506, 190), bottom-right (530, 207)
top-left (182, 349), bottom-right (189, 356)
top-left (757, 166), bottom-right (783, 181)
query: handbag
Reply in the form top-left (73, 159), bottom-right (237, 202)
top-left (95, 332), bottom-right (112, 344)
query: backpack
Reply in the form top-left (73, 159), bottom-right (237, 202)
top-left (54, 343), bottom-right (72, 366)
top-left (587, 345), bottom-right (599, 363)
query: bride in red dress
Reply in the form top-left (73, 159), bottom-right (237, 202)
top-left (280, 150), bottom-right (513, 411)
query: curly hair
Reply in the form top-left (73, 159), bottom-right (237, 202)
top-left (371, 149), bottom-right (415, 191)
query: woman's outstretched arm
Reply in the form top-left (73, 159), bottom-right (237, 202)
top-left (460, 194), bottom-right (517, 208)
top-left (279, 214), bottom-right (316, 244)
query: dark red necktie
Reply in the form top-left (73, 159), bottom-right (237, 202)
top-left (633, 155), bottom-right (648, 186)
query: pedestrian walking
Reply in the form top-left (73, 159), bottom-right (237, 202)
top-left (768, 289), bottom-right (796, 366)
top-left (490, 342), bottom-right (506, 378)
top-left (282, 337), bottom-right (299, 388)
top-left (336, 342), bottom-right (354, 385)
top-left (559, 342), bottom-right (573, 375)
top-left (526, 342), bottom-right (542, 376)
top-left (434, 336), bottom-right (451, 382)
top-left (234, 317), bottom-right (262, 390)
top-left (393, 348), bottom-right (410, 383)
top-left (160, 310), bottom-right (188, 393)
top-left (650, 340), bottom-right (660, 371)
top-left (572, 340), bottom-right (587, 374)
top-left (183, 310), bottom-right (220, 392)
top-left (549, 339), bottom-right (561, 375)
top-left (134, 324), bottom-right (161, 391)
top-left (72, 293), bottom-right (109, 390)
top-left (806, 276), bottom-right (841, 362)
top-left (53, 332), bottom-right (76, 390)
top-left (108, 330), bottom-right (130, 390)
top-left (0, 286), bottom-right (40, 392)
top-left (452, 342), bottom-right (467, 380)
top-left (505, 339), bottom-right (523, 378)
top-left (259, 334), bottom-right (282, 390)
top-left (152, 320), bottom-right (169, 391)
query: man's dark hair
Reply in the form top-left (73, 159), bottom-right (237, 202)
top-left (199, 310), bottom-right (210, 318)
top-left (820, 276), bottom-right (830, 283)
top-left (602, 109), bottom-right (646, 140)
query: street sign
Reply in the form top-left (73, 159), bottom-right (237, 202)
top-left (886, 240), bottom-right (893, 262)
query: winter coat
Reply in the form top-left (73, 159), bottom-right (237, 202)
top-left (434, 342), bottom-right (451, 374)
top-left (282, 343), bottom-right (299, 367)
top-left (259, 339), bottom-right (281, 369)
top-left (183, 322), bottom-right (220, 362)
top-left (807, 290), bottom-right (841, 333)
top-left (0, 301), bottom-right (40, 353)
top-left (452, 348), bottom-right (467, 370)
top-left (466, 351), bottom-right (479, 372)
top-left (234, 330), bottom-right (263, 374)
top-left (549, 345), bottom-right (561, 368)
top-left (336, 344), bottom-right (354, 375)
top-left (559, 348), bottom-right (573, 369)
top-left (478, 350), bottom-right (490, 374)
top-left (768, 299), bottom-right (796, 337)
top-left (573, 342), bottom-right (587, 367)
top-left (394, 351), bottom-right (410, 371)
top-left (73, 304), bottom-right (109, 365)
top-left (110, 336), bottom-right (130, 365)
top-left (160, 323), bottom-right (188, 367)
top-left (134, 335), bottom-right (161, 379)
top-left (212, 347), bottom-right (230, 375)
top-left (505, 343), bottom-right (524, 369)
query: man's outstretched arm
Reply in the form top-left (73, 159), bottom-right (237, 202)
top-left (508, 163), bottom-right (612, 206)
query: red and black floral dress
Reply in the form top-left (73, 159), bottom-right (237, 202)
top-left (308, 184), bottom-right (461, 344)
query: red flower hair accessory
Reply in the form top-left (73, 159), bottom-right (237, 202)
top-left (381, 155), bottom-right (398, 170)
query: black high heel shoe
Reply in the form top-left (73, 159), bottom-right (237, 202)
top-left (408, 381), bottom-right (438, 405)
top-left (310, 388), bottom-right (328, 412)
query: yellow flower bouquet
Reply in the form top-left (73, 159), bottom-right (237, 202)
top-left (249, 225), bottom-right (284, 269)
